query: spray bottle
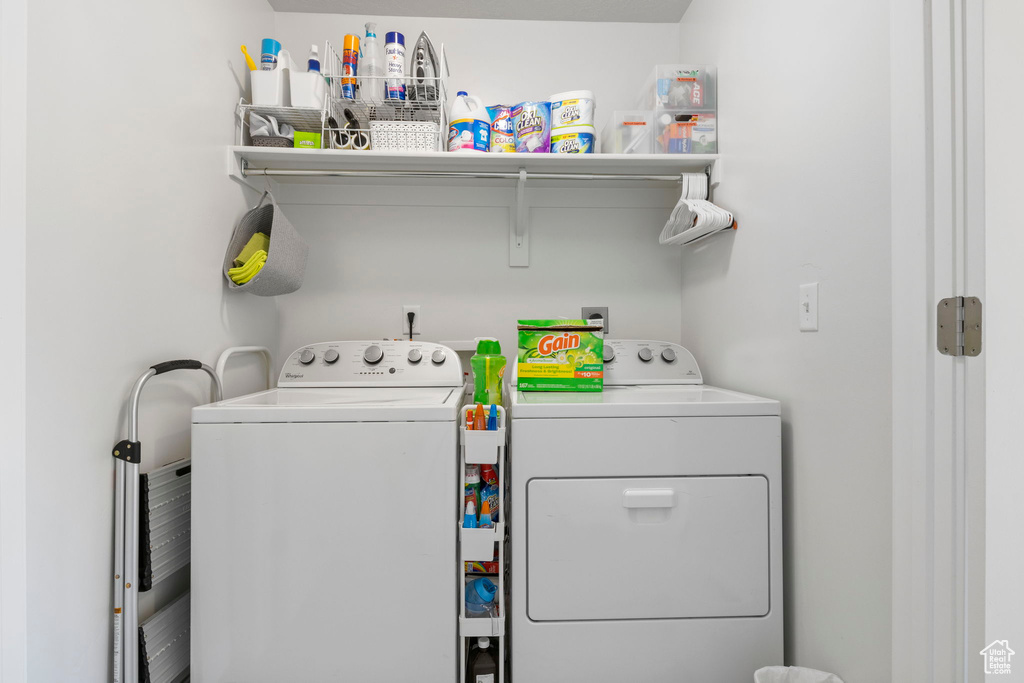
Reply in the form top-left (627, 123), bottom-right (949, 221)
top-left (307, 44), bottom-right (320, 73)
top-left (359, 22), bottom-right (383, 100)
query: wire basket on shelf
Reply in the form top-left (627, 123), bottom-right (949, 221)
top-left (322, 39), bottom-right (449, 152)
top-left (236, 100), bottom-right (330, 148)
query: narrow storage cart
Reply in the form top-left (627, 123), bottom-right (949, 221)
top-left (111, 360), bottom-right (222, 683)
top-left (459, 405), bottom-right (508, 683)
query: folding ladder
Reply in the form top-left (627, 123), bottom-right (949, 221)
top-left (111, 360), bottom-right (222, 683)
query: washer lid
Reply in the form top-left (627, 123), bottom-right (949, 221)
top-left (511, 384), bottom-right (780, 418)
top-left (192, 386), bottom-right (462, 423)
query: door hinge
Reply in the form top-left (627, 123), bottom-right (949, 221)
top-left (937, 296), bottom-right (982, 357)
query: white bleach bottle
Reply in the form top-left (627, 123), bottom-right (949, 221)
top-left (448, 91), bottom-right (490, 152)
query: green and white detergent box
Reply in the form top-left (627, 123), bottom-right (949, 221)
top-left (517, 319), bottom-right (604, 391)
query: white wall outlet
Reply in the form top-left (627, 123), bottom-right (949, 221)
top-left (402, 305), bottom-right (421, 337)
top-left (582, 307), bottom-right (609, 335)
top-left (799, 283), bottom-right (818, 332)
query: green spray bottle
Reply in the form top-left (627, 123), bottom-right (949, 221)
top-left (471, 338), bottom-right (506, 406)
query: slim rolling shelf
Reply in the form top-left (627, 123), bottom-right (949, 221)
top-left (458, 404), bottom-right (508, 683)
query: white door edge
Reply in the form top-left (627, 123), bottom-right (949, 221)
top-left (891, 1), bottom-right (986, 681)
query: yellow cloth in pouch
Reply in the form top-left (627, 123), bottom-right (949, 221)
top-left (233, 232), bottom-right (270, 267)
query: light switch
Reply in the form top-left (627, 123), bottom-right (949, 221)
top-left (800, 283), bottom-right (818, 332)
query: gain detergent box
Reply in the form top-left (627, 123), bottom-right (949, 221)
top-left (517, 319), bottom-right (604, 391)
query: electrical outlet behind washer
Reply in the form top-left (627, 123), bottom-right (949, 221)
top-left (582, 307), bottom-right (609, 335)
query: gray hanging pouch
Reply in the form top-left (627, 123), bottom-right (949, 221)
top-left (223, 191), bottom-right (309, 296)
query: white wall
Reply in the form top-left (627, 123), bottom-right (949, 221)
top-left (24, 1), bottom-right (278, 679)
top-left (0, 0), bottom-right (29, 678)
top-left (273, 14), bottom-right (681, 133)
top-left (984, 0), bottom-right (1024, 666)
top-left (270, 14), bottom-right (686, 356)
top-left (676, 2), bottom-right (892, 681)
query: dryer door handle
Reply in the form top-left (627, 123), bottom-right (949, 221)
top-left (622, 488), bottom-right (675, 508)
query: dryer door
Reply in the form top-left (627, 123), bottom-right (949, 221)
top-left (527, 476), bottom-right (769, 621)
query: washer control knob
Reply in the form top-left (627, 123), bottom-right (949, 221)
top-left (363, 345), bottom-right (384, 365)
top-left (408, 349), bottom-right (422, 364)
top-left (323, 349), bottom-right (340, 364)
top-left (661, 348), bottom-right (677, 363)
top-left (431, 349), bottom-right (447, 365)
top-left (603, 346), bottom-right (616, 363)
top-left (638, 348), bottom-right (654, 362)
top-left (298, 349), bottom-right (316, 365)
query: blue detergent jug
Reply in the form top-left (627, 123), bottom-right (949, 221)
top-left (465, 578), bottom-right (497, 617)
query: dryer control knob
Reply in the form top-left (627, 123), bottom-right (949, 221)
top-left (323, 349), bottom-right (340, 364)
top-left (299, 349), bottom-right (316, 365)
top-left (661, 348), bottom-right (677, 363)
top-left (408, 349), bottom-right (422, 364)
top-left (431, 349), bottom-right (446, 365)
top-left (603, 346), bottom-right (616, 363)
top-left (638, 348), bottom-right (654, 362)
top-left (363, 345), bottom-right (384, 365)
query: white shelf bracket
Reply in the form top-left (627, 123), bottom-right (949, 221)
top-left (227, 150), bottom-right (265, 194)
top-left (707, 158), bottom-right (723, 202)
top-left (509, 168), bottom-right (529, 267)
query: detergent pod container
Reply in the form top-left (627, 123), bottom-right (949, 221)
top-left (549, 90), bottom-right (595, 130)
top-left (550, 125), bottom-right (596, 153)
top-left (448, 92), bottom-right (490, 152)
top-left (486, 105), bottom-right (514, 153)
top-left (512, 101), bottom-right (551, 153)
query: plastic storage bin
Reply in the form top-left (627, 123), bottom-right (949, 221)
top-left (250, 68), bottom-right (288, 107)
top-left (289, 71), bottom-right (326, 109)
top-left (639, 64), bottom-right (717, 111)
top-left (655, 111), bottom-right (717, 154)
top-left (370, 121), bottom-right (440, 152)
top-left (603, 110), bottom-right (655, 154)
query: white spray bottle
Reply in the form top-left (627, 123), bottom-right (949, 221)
top-left (359, 22), bottom-right (383, 100)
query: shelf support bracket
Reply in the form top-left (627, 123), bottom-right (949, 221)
top-left (706, 159), bottom-right (723, 203)
top-left (227, 150), bottom-right (264, 194)
top-left (509, 168), bottom-right (529, 267)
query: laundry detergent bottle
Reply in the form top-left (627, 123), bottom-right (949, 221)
top-left (471, 338), bottom-right (505, 405)
top-left (465, 577), bottom-right (498, 617)
top-left (448, 92), bottom-right (490, 152)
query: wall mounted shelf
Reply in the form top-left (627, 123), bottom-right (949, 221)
top-left (229, 146), bottom-right (721, 266)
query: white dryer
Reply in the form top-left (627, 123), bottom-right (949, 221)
top-left (191, 341), bottom-right (462, 682)
top-left (510, 340), bottom-right (782, 683)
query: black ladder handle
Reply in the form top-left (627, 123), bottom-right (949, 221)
top-left (112, 360), bottom-right (223, 462)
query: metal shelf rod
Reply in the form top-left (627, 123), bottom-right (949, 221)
top-left (241, 167), bottom-right (687, 182)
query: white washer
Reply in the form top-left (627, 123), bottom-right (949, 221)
top-left (191, 341), bottom-right (462, 682)
top-left (510, 340), bottom-right (783, 683)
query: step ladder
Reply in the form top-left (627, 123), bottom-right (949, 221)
top-left (112, 361), bottom-right (222, 683)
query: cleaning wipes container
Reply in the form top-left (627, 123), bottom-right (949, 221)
top-left (549, 90), bottom-right (595, 130)
top-left (448, 91), bottom-right (490, 152)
